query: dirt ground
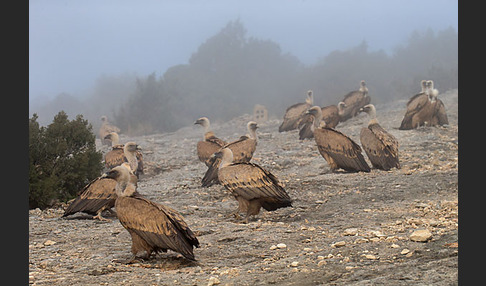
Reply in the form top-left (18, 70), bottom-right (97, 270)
top-left (29, 89), bottom-right (458, 285)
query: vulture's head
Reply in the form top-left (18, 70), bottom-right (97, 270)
top-left (360, 80), bottom-right (366, 87)
top-left (305, 90), bottom-right (314, 104)
top-left (103, 165), bottom-right (129, 182)
top-left (247, 121), bottom-right (258, 131)
top-left (100, 115), bottom-right (108, 122)
top-left (305, 105), bottom-right (322, 116)
top-left (104, 132), bottom-right (119, 141)
top-left (194, 117), bottom-right (210, 128)
top-left (214, 147), bottom-right (234, 168)
top-left (359, 104), bottom-right (376, 115)
top-left (124, 142), bottom-right (139, 153)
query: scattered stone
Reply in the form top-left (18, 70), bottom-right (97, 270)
top-left (290, 261), bottom-right (299, 267)
top-left (317, 260), bottom-right (327, 267)
top-left (391, 244), bottom-right (400, 248)
top-left (410, 229), bottom-right (433, 242)
top-left (401, 249), bottom-right (410, 255)
top-left (331, 241), bottom-right (346, 248)
top-left (276, 243), bottom-right (287, 249)
top-left (208, 276), bottom-right (220, 286)
top-left (343, 228), bottom-right (358, 236)
top-left (44, 240), bottom-right (57, 246)
top-left (270, 245), bottom-right (278, 250)
top-left (363, 254), bottom-right (378, 260)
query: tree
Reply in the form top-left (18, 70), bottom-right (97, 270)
top-left (29, 111), bottom-right (103, 209)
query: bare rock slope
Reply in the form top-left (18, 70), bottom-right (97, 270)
top-left (29, 90), bottom-right (458, 285)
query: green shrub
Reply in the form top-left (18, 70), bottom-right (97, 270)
top-left (29, 111), bottom-right (103, 209)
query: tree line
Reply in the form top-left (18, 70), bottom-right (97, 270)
top-left (31, 19), bottom-right (458, 136)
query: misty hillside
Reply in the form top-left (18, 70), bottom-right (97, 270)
top-left (30, 21), bottom-right (457, 137)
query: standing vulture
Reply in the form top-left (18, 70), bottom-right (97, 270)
top-left (214, 148), bottom-right (292, 223)
top-left (307, 106), bottom-right (370, 172)
top-left (194, 117), bottom-right (227, 166)
top-left (427, 80), bottom-right (449, 126)
top-left (99, 116), bottom-right (121, 146)
top-left (359, 104), bottom-right (400, 170)
top-left (339, 81), bottom-right (371, 122)
top-left (103, 165), bottom-right (200, 262)
top-left (63, 163), bottom-right (137, 221)
top-left (103, 135), bottom-right (144, 178)
top-left (202, 121), bottom-right (258, 187)
top-left (278, 90), bottom-right (314, 132)
top-left (298, 102), bottom-right (346, 140)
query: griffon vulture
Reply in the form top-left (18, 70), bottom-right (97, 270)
top-left (103, 135), bottom-right (144, 178)
top-left (427, 80), bottom-right (449, 126)
top-left (99, 116), bottom-right (121, 146)
top-left (307, 106), bottom-right (370, 172)
top-left (194, 117), bottom-right (227, 166)
top-left (298, 102), bottom-right (346, 140)
top-left (62, 163), bottom-right (137, 221)
top-left (214, 148), bottom-right (292, 223)
top-left (103, 165), bottom-right (200, 262)
top-left (339, 81), bottom-right (371, 122)
top-left (278, 90), bottom-right (314, 132)
top-left (399, 80), bottom-right (447, 129)
top-left (202, 121), bottom-right (258, 187)
top-left (359, 104), bottom-right (400, 170)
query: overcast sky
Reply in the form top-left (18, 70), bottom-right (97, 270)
top-left (29, 0), bottom-right (458, 102)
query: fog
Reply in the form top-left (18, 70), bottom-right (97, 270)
top-left (29, 0), bottom-right (458, 132)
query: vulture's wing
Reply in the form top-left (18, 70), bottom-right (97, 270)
top-left (105, 147), bottom-right (126, 169)
top-left (434, 99), bottom-right (449, 125)
top-left (116, 196), bottom-right (199, 261)
top-left (197, 140), bottom-right (224, 166)
top-left (224, 137), bottom-right (257, 163)
top-left (314, 127), bottom-right (370, 172)
top-left (219, 163), bottom-right (292, 211)
top-left (279, 102), bottom-right (310, 132)
top-left (321, 105), bottom-right (340, 128)
top-left (399, 93), bottom-right (429, 130)
top-left (360, 125), bottom-right (400, 170)
top-left (298, 113), bottom-right (315, 140)
top-left (63, 177), bottom-right (117, 217)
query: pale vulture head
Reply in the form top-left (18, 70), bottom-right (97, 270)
top-left (305, 90), bottom-right (314, 105)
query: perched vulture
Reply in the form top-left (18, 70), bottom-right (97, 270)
top-left (194, 117), bottom-right (227, 166)
top-left (202, 121), bottom-right (258, 187)
top-left (63, 163), bottom-right (137, 220)
top-left (278, 90), bottom-right (314, 132)
top-left (307, 106), bottom-right (370, 172)
top-left (298, 102), bottom-right (345, 140)
top-left (339, 80), bottom-right (371, 122)
top-left (103, 134), bottom-right (144, 177)
top-left (214, 148), bottom-right (292, 223)
top-left (103, 165), bottom-right (200, 262)
top-left (359, 104), bottom-right (400, 171)
top-left (99, 116), bottom-right (121, 146)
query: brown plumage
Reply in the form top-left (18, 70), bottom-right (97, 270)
top-left (279, 90), bottom-right (314, 132)
top-left (202, 121), bottom-right (258, 187)
top-left (339, 80), bottom-right (371, 122)
top-left (298, 102), bottom-right (345, 140)
top-left (63, 163), bottom-right (137, 220)
top-left (215, 148), bottom-right (292, 223)
top-left (99, 116), bottom-right (121, 146)
top-left (359, 104), bottom-right (400, 170)
top-left (307, 106), bottom-right (370, 172)
top-left (399, 80), bottom-right (448, 129)
top-left (194, 117), bottom-right (227, 166)
top-left (103, 165), bottom-right (200, 262)
top-left (103, 135), bottom-right (144, 177)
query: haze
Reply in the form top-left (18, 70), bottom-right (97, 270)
top-left (29, 0), bottom-right (457, 103)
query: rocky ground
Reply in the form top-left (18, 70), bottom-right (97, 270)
top-left (29, 90), bottom-right (458, 285)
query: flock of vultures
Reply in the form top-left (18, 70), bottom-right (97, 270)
top-left (61, 79), bottom-right (449, 264)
